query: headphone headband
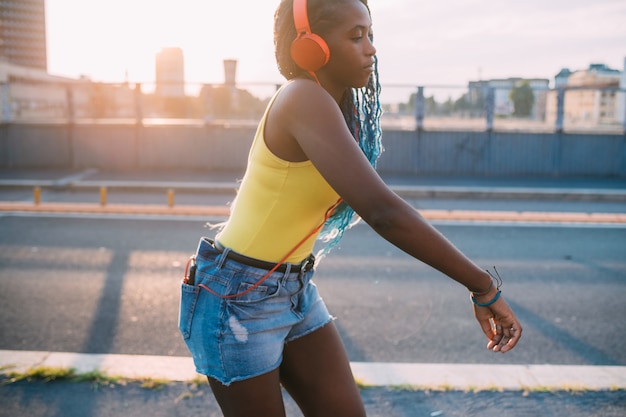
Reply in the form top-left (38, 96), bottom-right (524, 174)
top-left (293, 0), bottom-right (311, 35)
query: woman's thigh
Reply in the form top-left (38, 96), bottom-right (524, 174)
top-left (208, 369), bottom-right (286, 417)
top-left (279, 322), bottom-right (366, 417)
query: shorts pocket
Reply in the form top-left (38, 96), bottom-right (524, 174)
top-left (226, 278), bottom-right (283, 304)
top-left (178, 282), bottom-right (200, 340)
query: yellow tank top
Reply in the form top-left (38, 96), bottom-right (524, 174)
top-left (216, 88), bottom-right (339, 263)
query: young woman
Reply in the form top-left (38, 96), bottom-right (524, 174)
top-left (179, 0), bottom-right (522, 416)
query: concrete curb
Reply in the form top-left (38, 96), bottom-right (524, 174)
top-left (1, 350), bottom-right (625, 391)
top-left (2, 178), bottom-right (626, 202)
top-left (391, 185), bottom-right (626, 202)
top-left (1, 202), bottom-right (625, 224)
top-left (0, 202), bottom-right (231, 217)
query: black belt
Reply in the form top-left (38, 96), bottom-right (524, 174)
top-left (213, 241), bottom-right (314, 273)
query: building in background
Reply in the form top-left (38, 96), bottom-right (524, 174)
top-left (0, 0), bottom-right (59, 83)
top-left (223, 59), bottom-right (237, 86)
top-left (0, 0), bottom-right (78, 120)
top-left (617, 57), bottom-right (626, 125)
top-left (554, 68), bottom-right (572, 88)
top-left (0, 0), bottom-right (47, 70)
top-left (546, 62), bottom-right (624, 128)
top-left (154, 47), bottom-right (186, 117)
top-left (155, 47), bottom-right (185, 98)
top-left (199, 58), bottom-right (269, 121)
top-left (468, 77), bottom-right (549, 119)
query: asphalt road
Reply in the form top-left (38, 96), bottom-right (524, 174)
top-left (1, 185), bottom-right (625, 417)
top-left (1, 209), bottom-right (625, 366)
top-left (2, 378), bottom-right (625, 417)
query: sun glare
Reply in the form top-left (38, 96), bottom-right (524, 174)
top-left (46, 0), bottom-right (279, 84)
top-left (46, 0), bottom-right (626, 88)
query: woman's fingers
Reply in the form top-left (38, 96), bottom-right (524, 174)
top-left (474, 296), bottom-right (522, 353)
top-left (492, 323), bottom-right (522, 352)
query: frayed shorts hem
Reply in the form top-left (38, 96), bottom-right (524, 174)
top-left (285, 315), bottom-right (335, 344)
top-left (195, 362), bottom-right (282, 387)
top-left (194, 316), bottom-right (336, 386)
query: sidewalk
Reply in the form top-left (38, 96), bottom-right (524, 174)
top-left (1, 350), bottom-right (625, 417)
top-left (2, 350), bottom-right (625, 391)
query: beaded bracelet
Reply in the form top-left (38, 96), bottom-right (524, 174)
top-left (471, 290), bottom-right (501, 307)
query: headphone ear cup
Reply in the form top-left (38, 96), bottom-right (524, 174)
top-left (290, 32), bottom-right (330, 72)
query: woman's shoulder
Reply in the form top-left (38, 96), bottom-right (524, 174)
top-left (274, 79), bottom-right (337, 116)
top-left (264, 79), bottom-right (341, 161)
top-left (278, 78), bottom-right (325, 99)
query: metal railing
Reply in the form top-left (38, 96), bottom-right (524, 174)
top-left (2, 80), bottom-right (625, 134)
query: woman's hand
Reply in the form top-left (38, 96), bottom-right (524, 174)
top-left (472, 290), bottom-right (522, 353)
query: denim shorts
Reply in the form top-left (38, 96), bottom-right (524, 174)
top-left (178, 237), bottom-right (333, 386)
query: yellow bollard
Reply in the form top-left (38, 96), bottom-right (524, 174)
top-left (100, 187), bottom-right (107, 206)
top-left (33, 186), bottom-right (41, 205)
top-left (167, 189), bottom-right (175, 207)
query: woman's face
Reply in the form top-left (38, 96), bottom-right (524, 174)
top-left (316, 0), bottom-right (376, 90)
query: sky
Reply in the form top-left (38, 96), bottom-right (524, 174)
top-left (46, 0), bottom-right (626, 97)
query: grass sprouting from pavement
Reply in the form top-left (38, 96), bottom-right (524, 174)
top-left (2, 366), bottom-right (167, 390)
top-left (4, 367), bottom-right (624, 394)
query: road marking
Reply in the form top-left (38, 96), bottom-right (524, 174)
top-left (1, 350), bottom-right (624, 391)
top-left (0, 203), bottom-right (625, 224)
top-left (3, 211), bottom-right (626, 229)
top-left (55, 168), bottom-right (100, 186)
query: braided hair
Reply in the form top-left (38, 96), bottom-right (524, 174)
top-left (274, 0), bottom-right (383, 259)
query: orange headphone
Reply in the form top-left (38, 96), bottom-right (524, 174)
top-left (290, 0), bottom-right (330, 73)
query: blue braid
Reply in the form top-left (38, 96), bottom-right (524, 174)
top-left (316, 56), bottom-right (383, 259)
